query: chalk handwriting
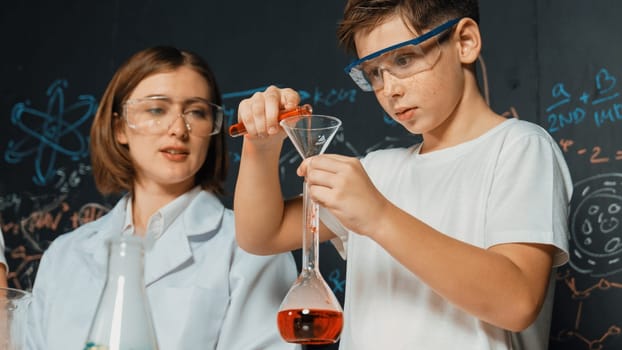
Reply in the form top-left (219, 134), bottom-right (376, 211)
top-left (567, 173), bottom-right (622, 277)
top-left (545, 68), bottom-right (622, 133)
top-left (0, 194), bottom-right (22, 213)
top-left (54, 163), bottom-right (92, 193)
top-left (310, 87), bottom-right (357, 107)
top-left (4, 79), bottom-right (97, 186)
top-left (594, 69), bottom-right (620, 105)
top-left (559, 139), bottom-right (622, 165)
top-left (221, 85), bottom-right (359, 128)
top-left (6, 246), bottom-right (42, 290)
top-left (2, 197), bottom-right (111, 289)
top-left (551, 174), bottom-right (622, 349)
top-left (328, 269), bottom-right (346, 294)
top-left (552, 269), bottom-right (622, 349)
top-left (2, 199), bottom-right (109, 237)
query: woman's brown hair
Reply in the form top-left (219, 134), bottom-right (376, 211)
top-left (90, 46), bottom-right (228, 195)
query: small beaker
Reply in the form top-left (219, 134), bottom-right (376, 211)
top-left (0, 287), bottom-right (32, 350)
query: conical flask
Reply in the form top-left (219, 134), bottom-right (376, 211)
top-left (277, 114), bottom-right (344, 345)
top-left (84, 235), bottom-right (159, 350)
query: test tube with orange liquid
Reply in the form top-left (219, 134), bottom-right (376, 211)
top-left (228, 104), bottom-right (313, 137)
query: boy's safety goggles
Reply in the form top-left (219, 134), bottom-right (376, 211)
top-left (344, 17), bottom-right (462, 92)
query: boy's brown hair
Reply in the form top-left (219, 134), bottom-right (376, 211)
top-left (337, 0), bottom-right (480, 55)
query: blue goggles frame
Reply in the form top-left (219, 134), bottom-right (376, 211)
top-left (344, 17), bottom-right (463, 91)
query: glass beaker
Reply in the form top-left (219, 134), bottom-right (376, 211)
top-left (277, 114), bottom-right (344, 345)
top-left (0, 287), bottom-right (32, 350)
top-left (84, 235), bottom-right (159, 350)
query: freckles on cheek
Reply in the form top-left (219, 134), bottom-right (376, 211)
top-left (422, 77), bottom-right (446, 99)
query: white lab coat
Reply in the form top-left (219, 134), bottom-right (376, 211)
top-left (26, 189), bottom-right (299, 350)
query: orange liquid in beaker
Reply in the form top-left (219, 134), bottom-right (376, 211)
top-left (277, 308), bottom-right (343, 345)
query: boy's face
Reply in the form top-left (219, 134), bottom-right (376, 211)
top-left (354, 15), bottom-right (465, 136)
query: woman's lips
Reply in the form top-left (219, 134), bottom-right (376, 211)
top-left (161, 147), bottom-right (189, 161)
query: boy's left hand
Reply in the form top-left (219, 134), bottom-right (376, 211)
top-left (298, 154), bottom-right (388, 238)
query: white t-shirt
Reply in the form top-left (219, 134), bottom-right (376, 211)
top-left (323, 118), bottom-right (572, 350)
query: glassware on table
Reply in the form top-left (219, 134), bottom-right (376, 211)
top-left (84, 235), bottom-right (159, 350)
top-left (277, 114), bottom-right (344, 345)
top-left (0, 287), bottom-right (31, 350)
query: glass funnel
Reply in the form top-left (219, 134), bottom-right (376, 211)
top-left (277, 114), bottom-right (344, 345)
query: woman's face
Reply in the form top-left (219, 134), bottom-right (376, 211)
top-left (116, 66), bottom-right (213, 194)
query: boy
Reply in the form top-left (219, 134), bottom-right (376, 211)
top-left (233, 1), bottom-right (572, 349)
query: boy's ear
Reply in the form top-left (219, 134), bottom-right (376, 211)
top-left (455, 18), bottom-right (481, 64)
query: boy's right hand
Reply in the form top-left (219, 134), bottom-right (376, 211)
top-left (237, 85), bottom-right (301, 138)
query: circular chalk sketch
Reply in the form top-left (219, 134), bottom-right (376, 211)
top-left (569, 173), bottom-right (622, 277)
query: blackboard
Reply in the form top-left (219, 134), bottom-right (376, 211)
top-left (1, 1), bottom-right (621, 349)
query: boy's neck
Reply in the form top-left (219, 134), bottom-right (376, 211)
top-left (420, 85), bottom-right (505, 154)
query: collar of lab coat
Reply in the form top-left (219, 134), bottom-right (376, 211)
top-left (78, 189), bottom-right (225, 285)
